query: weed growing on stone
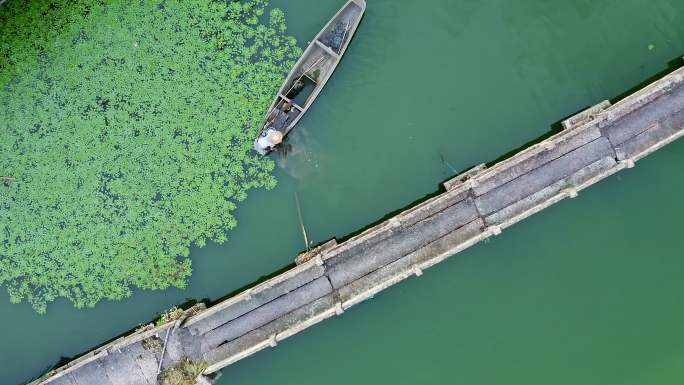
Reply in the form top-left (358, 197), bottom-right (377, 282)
top-left (159, 359), bottom-right (208, 385)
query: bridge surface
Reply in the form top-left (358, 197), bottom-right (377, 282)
top-left (32, 61), bottom-right (684, 385)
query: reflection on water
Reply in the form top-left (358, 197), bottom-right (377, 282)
top-left (275, 123), bottom-right (326, 182)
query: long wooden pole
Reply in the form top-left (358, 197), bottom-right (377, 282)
top-left (157, 326), bottom-right (173, 375)
top-left (294, 191), bottom-right (310, 251)
top-left (440, 154), bottom-right (458, 174)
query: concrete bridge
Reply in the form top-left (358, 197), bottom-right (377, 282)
top-left (30, 59), bottom-right (684, 385)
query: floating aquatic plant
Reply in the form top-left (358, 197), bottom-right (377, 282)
top-left (0, 0), bottom-right (302, 313)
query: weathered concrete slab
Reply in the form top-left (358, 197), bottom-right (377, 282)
top-left (601, 83), bottom-right (684, 146)
top-left (37, 352), bottom-right (107, 385)
top-left (337, 219), bottom-right (485, 308)
top-left (484, 157), bottom-right (618, 227)
top-left (472, 124), bottom-right (602, 197)
top-left (102, 348), bottom-right (152, 385)
top-left (475, 137), bottom-right (614, 216)
top-left (598, 70), bottom-right (684, 131)
top-left (615, 107), bottom-right (684, 161)
top-left (125, 342), bottom-right (159, 385)
top-left (484, 179), bottom-right (565, 226)
top-left (200, 276), bottom-right (333, 352)
top-left (203, 295), bottom-right (337, 372)
top-left (396, 187), bottom-right (470, 229)
top-left (562, 100), bottom-right (611, 130)
top-left (186, 261), bottom-right (325, 336)
top-left (320, 219), bottom-right (399, 263)
top-left (162, 326), bottom-right (204, 370)
top-left (34, 321), bottom-right (180, 385)
top-left (68, 359), bottom-right (113, 385)
top-left (318, 188), bottom-right (467, 264)
top-left (325, 198), bottom-right (479, 288)
top-left (566, 156), bottom-right (618, 186)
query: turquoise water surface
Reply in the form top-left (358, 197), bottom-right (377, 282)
top-left (3, 1), bottom-right (684, 384)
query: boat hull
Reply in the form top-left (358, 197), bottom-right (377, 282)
top-left (254, 0), bottom-right (366, 154)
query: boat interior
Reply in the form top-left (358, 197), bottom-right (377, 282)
top-left (317, 2), bottom-right (364, 54)
top-left (262, 1), bottom-right (364, 135)
top-left (265, 45), bottom-right (336, 132)
top-left (263, 97), bottom-right (303, 132)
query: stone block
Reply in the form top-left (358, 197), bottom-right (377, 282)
top-left (601, 84), bottom-right (684, 146)
top-left (69, 359), bottom-right (114, 385)
top-left (615, 107), bottom-right (684, 160)
top-left (472, 125), bottom-right (601, 196)
top-left (325, 198), bottom-right (479, 288)
top-left (337, 219), bottom-right (485, 307)
top-left (187, 262), bottom-right (324, 336)
top-left (561, 100), bottom-right (611, 129)
top-left (475, 137), bottom-right (613, 216)
top-left (102, 349), bottom-right (152, 385)
top-left (202, 295), bottom-right (337, 370)
top-left (200, 277), bottom-right (332, 351)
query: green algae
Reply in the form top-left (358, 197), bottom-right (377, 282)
top-left (0, 0), bottom-right (302, 313)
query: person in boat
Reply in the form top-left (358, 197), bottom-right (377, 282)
top-left (282, 101), bottom-right (293, 113)
top-left (256, 128), bottom-right (284, 153)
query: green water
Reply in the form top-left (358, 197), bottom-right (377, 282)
top-left (4, 0), bottom-right (684, 384)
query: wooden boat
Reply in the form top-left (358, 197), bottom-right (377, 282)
top-left (254, 0), bottom-right (366, 154)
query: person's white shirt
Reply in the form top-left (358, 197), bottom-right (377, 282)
top-left (257, 135), bottom-right (273, 150)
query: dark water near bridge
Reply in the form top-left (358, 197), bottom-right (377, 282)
top-left (4, 0), bottom-right (684, 384)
